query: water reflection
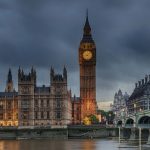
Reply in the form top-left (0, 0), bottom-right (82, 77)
top-left (0, 140), bottom-right (19, 150)
top-left (0, 139), bottom-right (149, 150)
top-left (82, 140), bottom-right (96, 150)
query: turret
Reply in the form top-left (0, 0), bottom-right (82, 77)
top-left (31, 66), bottom-right (36, 86)
top-left (5, 68), bottom-right (14, 92)
top-left (7, 68), bottom-right (12, 83)
top-left (18, 67), bottom-right (36, 86)
top-left (118, 89), bottom-right (122, 96)
top-left (145, 75), bottom-right (148, 84)
top-left (63, 66), bottom-right (67, 80)
top-left (50, 67), bottom-right (67, 85)
top-left (18, 66), bottom-right (21, 78)
top-left (50, 67), bottom-right (54, 82)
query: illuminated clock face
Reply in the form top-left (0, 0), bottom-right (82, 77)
top-left (83, 51), bottom-right (92, 60)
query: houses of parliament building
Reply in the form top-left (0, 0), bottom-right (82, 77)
top-left (0, 14), bottom-right (97, 128)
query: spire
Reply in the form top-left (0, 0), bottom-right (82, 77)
top-left (81, 10), bottom-right (94, 43)
top-left (5, 68), bottom-right (13, 92)
top-left (83, 9), bottom-right (91, 36)
top-left (31, 66), bottom-right (34, 74)
top-left (51, 66), bottom-right (54, 75)
top-left (63, 66), bottom-right (67, 80)
top-left (7, 68), bottom-right (12, 83)
top-left (50, 66), bottom-right (54, 81)
top-left (18, 66), bottom-right (21, 74)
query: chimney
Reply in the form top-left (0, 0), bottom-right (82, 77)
top-left (138, 81), bottom-right (141, 87)
top-left (142, 79), bottom-right (144, 85)
top-left (145, 75), bottom-right (148, 84)
top-left (135, 83), bottom-right (138, 88)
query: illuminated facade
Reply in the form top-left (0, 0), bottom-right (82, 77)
top-left (72, 96), bottom-right (81, 124)
top-left (0, 69), bottom-right (18, 126)
top-left (79, 13), bottom-right (97, 121)
top-left (71, 13), bottom-right (97, 124)
top-left (0, 68), bottom-right (72, 128)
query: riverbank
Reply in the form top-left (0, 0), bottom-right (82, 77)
top-left (0, 126), bottom-right (118, 140)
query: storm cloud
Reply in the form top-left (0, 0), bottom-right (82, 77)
top-left (0, 0), bottom-right (150, 101)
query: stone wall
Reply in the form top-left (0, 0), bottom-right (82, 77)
top-left (0, 128), bottom-right (68, 140)
top-left (0, 127), bottom-right (118, 140)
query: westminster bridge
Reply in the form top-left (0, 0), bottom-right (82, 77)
top-left (115, 109), bottom-right (150, 144)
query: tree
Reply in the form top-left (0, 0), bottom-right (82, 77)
top-left (83, 114), bottom-right (99, 125)
top-left (97, 110), bottom-right (115, 124)
top-left (88, 114), bottom-right (99, 124)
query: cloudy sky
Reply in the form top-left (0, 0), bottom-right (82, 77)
top-left (0, 0), bottom-right (150, 102)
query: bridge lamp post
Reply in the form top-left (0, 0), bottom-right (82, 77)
top-left (108, 113), bottom-right (112, 125)
top-left (122, 108), bottom-right (125, 127)
top-left (114, 112), bottom-right (117, 126)
top-left (148, 97), bottom-right (150, 111)
top-left (139, 108), bottom-right (144, 114)
top-left (134, 103), bottom-right (137, 128)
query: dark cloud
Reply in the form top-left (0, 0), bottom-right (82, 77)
top-left (0, 0), bottom-right (150, 101)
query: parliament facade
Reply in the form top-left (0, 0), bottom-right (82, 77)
top-left (0, 14), bottom-right (97, 128)
top-left (0, 67), bottom-right (72, 128)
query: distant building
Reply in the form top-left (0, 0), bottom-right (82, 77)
top-left (112, 89), bottom-right (129, 124)
top-left (97, 101), bottom-right (112, 111)
top-left (127, 75), bottom-right (150, 114)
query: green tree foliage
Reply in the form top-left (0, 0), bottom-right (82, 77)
top-left (88, 114), bottom-right (99, 124)
top-left (97, 110), bottom-right (115, 124)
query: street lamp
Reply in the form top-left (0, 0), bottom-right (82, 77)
top-left (108, 113), bottom-right (112, 124)
top-left (133, 103), bottom-right (137, 127)
top-left (121, 108), bottom-right (125, 127)
top-left (114, 112), bottom-right (117, 126)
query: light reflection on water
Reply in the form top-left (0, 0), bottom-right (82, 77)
top-left (0, 139), bottom-right (149, 150)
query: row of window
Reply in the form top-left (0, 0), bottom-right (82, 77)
top-left (35, 112), bottom-right (50, 119)
top-left (0, 102), bottom-right (18, 109)
top-left (34, 112), bottom-right (62, 120)
top-left (0, 113), bottom-right (18, 120)
top-left (35, 100), bottom-right (50, 106)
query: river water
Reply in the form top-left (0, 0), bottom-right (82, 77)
top-left (0, 139), bottom-right (149, 150)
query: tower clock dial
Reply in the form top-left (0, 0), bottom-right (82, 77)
top-left (83, 51), bottom-right (92, 60)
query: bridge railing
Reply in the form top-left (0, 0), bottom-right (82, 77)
top-left (125, 124), bottom-right (134, 128)
top-left (138, 124), bottom-right (150, 129)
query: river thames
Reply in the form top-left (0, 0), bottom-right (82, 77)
top-left (0, 139), bottom-right (149, 150)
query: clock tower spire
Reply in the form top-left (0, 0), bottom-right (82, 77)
top-left (84, 10), bottom-right (91, 36)
top-left (79, 12), bottom-right (97, 121)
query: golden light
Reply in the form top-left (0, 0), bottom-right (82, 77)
top-left (83, 117), bottom-right (91, 125)
top-left (134, 103), bottom-right (136, 108)
top-left (97, 114), bottom-right (101, 122)
top-left (87, 101), bottom-right (90, 110)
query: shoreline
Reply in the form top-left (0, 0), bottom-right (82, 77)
top-left (0, 127), bottom-right (117, 140)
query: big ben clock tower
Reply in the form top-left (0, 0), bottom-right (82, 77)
top-left (79, 13), bottom-right (97, 121)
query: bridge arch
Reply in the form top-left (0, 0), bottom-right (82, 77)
top-left (117, 120), bottom-right (122, 127)
top-left (138, 116), bottom-right (150, 124)
top-left (125, 118), bottom-right (134, 128)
